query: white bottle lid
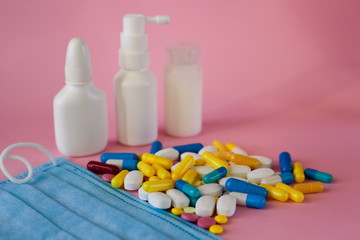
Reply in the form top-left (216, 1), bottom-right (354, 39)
top-left (166, 43), bottom-right (200, 65)
top-left (65, 38), bottom-right (92, 84)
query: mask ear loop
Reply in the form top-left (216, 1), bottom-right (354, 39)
top-left (0, 142), bottom-right (57, 184)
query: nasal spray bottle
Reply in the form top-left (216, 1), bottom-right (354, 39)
top-left (54, 38), bottom-right (108, 156)
top-left (115, 14), bottom-right (170, 146)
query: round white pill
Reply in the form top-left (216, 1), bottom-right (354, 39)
top-left (198, 145), bottom-right (217, 156)
top-left (217, 195), bottom-right (237, 217)
top-left (138, 186), bottom-right (149, 201)
top-left (148, 192), bottom-right (171, 209)
top-left (193, 166), bottom-right (214, 178)
top-left (124, 170), bottom-right (143, 191)
top-left (247, 168), bottom-right (275, 184)
top-left (195, 196), bottom-right (216, 217)
top-left (180, 152), bottom-right (201, 161)
top-left (198, 183), bottom-right (223, 197)
top-left (228, 165), bottom-right (251, 178)
top-left (166, 189), bottom-right (190, 208)
top-left (249, 155), bottom-right (273, 168)
top-left (155, 148), bottom-right (180, 162)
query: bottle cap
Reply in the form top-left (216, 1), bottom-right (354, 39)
top-left (167, 43), bottom-right (200, 65)
top-left (65, 38), bottom-right (92, 84)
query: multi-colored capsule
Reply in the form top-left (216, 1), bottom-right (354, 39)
top-left (260, 172), bottom-right (294, 185)
top-left (275, 183), bottom-right (304, 203)
top-left (175, 179), bottom-right (201, 198)
top-left (293, 162), bottom-right (305, 183)
top-left (259, 184), bottom-right (289, 202)
top-left (212, 140), bottom-right (228, 151)
top-left (225, 142), bottom-right (248, 156)
top-left (203, 167), bottom-right (227, 184)
top-left (304, 168), bottom-right (333, 183)
top-left (100, 152), bottom-right (138, 163)
top-left (142, 179), bottom-right (175, 192)
top-left (172, 143), bottom-right (204, 154)
top-left (293, 182), bottom-right (324, 194)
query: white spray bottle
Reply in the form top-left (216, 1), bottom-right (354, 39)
top-left (53, 38), bottom-right (108, 156)
top-left (114, 14), bottom-right (170, 146)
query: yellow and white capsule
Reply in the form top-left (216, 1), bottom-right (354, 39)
top-left (212, 140), bottom-right (228, 151)
top-left (275, 183), bottom-right (304, 203)
top-left (293, 162), bottom-right (305, 183)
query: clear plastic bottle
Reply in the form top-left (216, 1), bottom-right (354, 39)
top-left (53, 38), bottom-right (108, 156)
top-left (164, 43), bottom-right (202, 137)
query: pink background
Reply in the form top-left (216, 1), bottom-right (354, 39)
top-left (1, 1), bottom-right (360, 239)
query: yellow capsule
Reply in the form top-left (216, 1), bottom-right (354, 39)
top-left (182, 169), bottom-right (199, 185)
top-left (152, 163), bottom-right (171, 180)
top-left (193, 180), bottom-right (203, 187)
top-left (149, 176), bottom-right (161, 181)
top-left (209, 225), bottom-right (224, 234)
top-left (213, 151), bottom-right (259, 169)
top-left (293, 182), bottom-right (324, 194)
top-left (142, 153), bottom-right (173, 169)
top-left (259, 184), bottom-right (289, 202)
top-left (212, 140), bottom-right (228, 151)
top-left (275, 183), bottom-right (304, 203)
top-left (142, 179), bottom-right (175, 192)
top-left (111, 170), bottom-right (129, 188)
top-left (195, 158), bottom-right (206, 166)
top-left (171, 208), bottom-right (183, 216)
top-left (214, 215), bottom-right (228, 224)
top-left (137, 161), bottom-right (156, 177)
top-left (172, 155), bottom-right (195, 180)
top-left (293, 162), bottom-right (305, 183)
top-left (201, 152), bottom-right (229, 169)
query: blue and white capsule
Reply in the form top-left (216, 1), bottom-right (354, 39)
top-left (229, 192), bottom-right (266, 209)
top-left (150, 141), bottom-right (163, 154)
top-left (225, 178), bottom-right (268, 197)
top-left (101, 152), bottom-right (138, 163)
top-left (172, 143), bottom-right (204, 154)
top-left (260, 172), bottom-right (294, 185)
top-left (175, 180), bottom-right (201, 198)
top-left (279, 152), bottom-right (293, 173)
top-left (106, 159), bottom-right (139, 171)
top-left (203, 167), bottom-right (227, 184)
top-left (304, 168), bottom-right (333, 183)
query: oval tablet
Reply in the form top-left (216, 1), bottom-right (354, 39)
top-left (124, 170), bottom-right (143, 190)
top-left (148, 192), bottom-right (171, 209)
top-left (138, 186), bottom-right (149, 201)
top-left (249, 155), bottom-right (273, 168)
top-left (155, 148), bottom-right (180, 162)
top-left (166, 189), bottom-right (190, 208)
top-left (247, 168), bottom-right (275, 184)
top-left (196, 196), bottom-right (216, 217)
top-left (228, 165), bottom-right (251, 178)
top-left (198, 183), bottom-right (223, 197)
top-left (217, 195), bottom-right (237, 217)
top-left (198, 145), bottom-right (217, 156)
top-left (181, 213), bottom-right (199, 222)
top-left (102, 173), bottom-right (114, 182)
top-left (193, 166), bottom-right (214, 178)
top-left (197, 217), bottom-right (216, 229)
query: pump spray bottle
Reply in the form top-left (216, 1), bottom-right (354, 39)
top-left (114, 14), bottom-right (170, 146)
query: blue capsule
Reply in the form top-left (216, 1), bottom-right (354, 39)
top-left (279, 172), bottom-right (295, 184)
top-left (203, 167), bottom-right (227, 184)
top-left (188, 195), bottom-right (200, 207)
top-left (279, 152), bottom-right (293, 173)
top-left (172, 143), bottom-right (204, 154)
top-left (225, 178), bottom-right (268, 197)
top-left (304, 168), bottom-right (333, 183)
top-left (175, 180), bottom-right (201, 198)
top-left (150, 141), bottom-right (163, 154)
top-left (230, 192), bottom-right (266, 209)
top-left (100, 153), bottom-right (138, 163)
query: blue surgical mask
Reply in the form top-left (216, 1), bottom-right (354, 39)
top-left (0, 143), bottom-right (222, 240)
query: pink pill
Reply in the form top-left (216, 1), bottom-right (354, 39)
top-left (102, 173), bottom-right (115, 182)
top-left (181, 213), bottom-right (199, 222)
top-left (197, 217), bottom-right (216, 229)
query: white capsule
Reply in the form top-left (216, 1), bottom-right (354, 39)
top-left (219, 177), bottom-right (247, 188)
top-left (249, 155), bottom-right (272, 168)
top-left (198, 183), bottom-right (223, 197)
top-left (195, 196), bottom-right (216, 217)
top-left (138, 186), bottom-right (149, 201)
top-left (230, 146), bottom-right (248, 156)
top-left (198, 145), bottom-right (217, 156)
top-left (247, 168), bottom-right (275, 184)
top-left (166, 189), bottom-right (190, 208)
top-left (124, 170), bottom-right (143, 190)
top-left (155, 148), bottom-right (179, 162)
top-left (148, 192), bottom-right (171, 209)
top-left (228, 165), bottom-right (251, 178)
top-left (193, 166), bottom-right (214, 178)
top-left (260, 175), bottom-right (282, 185)
top-left (217, 195), bottom-right (237, 217)
top-left (180, 152), bottom-right (201, 161)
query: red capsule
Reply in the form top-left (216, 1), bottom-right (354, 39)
top-left (87, 161), bottom-right (120, 175)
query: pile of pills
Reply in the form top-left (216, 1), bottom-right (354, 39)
top-left (87, 140), bottom-right (333, 235)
